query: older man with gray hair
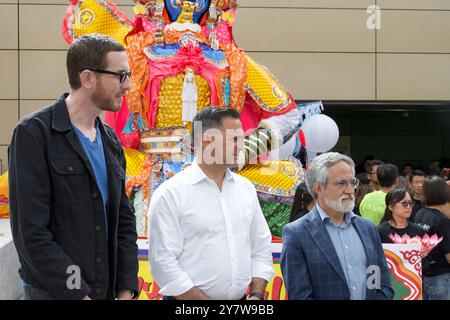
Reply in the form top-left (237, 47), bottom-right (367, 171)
top-left (281, 152), bottom-right (393, 300)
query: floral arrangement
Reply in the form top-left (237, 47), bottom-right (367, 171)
top-left (388, 233), bottom-right (443, 257)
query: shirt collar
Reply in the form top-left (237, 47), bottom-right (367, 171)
top-left (51, 93), bottom-right (72, 132)
top-left (188, 160), bottom-right (235, 185)
top-left (316, 203), bottom-right (356, 227)
top-left (51, 93), bottom-right (119, 153)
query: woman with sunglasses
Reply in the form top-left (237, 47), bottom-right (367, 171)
top-left (377, 188), bottom-right (425, 244)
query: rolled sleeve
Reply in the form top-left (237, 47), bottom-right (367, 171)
top-left (251, 261), bottom-right (275, 282)
top-left (158, 271), bottom-right (195, 297)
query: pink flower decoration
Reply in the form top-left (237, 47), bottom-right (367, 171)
top-left (388, 233), bottom-right (443, 252)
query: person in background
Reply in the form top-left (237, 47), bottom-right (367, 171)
top-left (441, 158), bottom-right (450, 182)
top-left (356, 172), bottom-right (370, 185)
top-left (289, 182), bottom-right (315, 222)
top-left (354, 183), bottom-right (374, 216)
top-left (415, 176), bottom-right (450, 300)
top-left (402, 163), bottom-right (414, 178)
top-left (366, 160), bottom-right (384, 191)
top-left (427, 160), bottom-right (442, 177)
top-left (377, 188), bottom-right (425, 244)
top-left (409, 170), bottom-right (427, 222)
top-left (355, 154), bottom-right (375, 175)
top-left (360, 163), bottom-right (399, 226)
top-left (398, 175), bottom-right (412, 190)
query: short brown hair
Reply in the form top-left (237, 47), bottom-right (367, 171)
top-left (423, 175), bottom-right (450, 206)
top-left (66, 34), bottom-right (125, 90)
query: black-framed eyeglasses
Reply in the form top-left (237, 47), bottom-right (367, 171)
top-left (86, 69), bottom-right (131, 84)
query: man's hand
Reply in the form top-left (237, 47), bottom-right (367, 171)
top-left (117, 290), bottom-right (134, 300)
top-left (249, 277), bottom-right (268, 300)
top-left (82, 296), bottom-right (92, 300)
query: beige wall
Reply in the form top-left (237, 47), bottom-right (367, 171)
top-left (1, 0), bottom-right (450, 172)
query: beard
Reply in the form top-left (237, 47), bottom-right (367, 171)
top-left (91, 84), bottom-right (123, 112)
top-left (324, 194), bottom-right (355, 214)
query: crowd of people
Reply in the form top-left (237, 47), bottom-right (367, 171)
top-left (289, 156), bottom-right (450, 300)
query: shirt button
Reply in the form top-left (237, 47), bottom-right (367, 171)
top-left (93, 192), bottom-right (98, 198)
top-left (68, 166), bottom-right (74, 172)
top-left (348, 265), bottom-right (352, 270)
top-left (352, 286), bottom-right (356, 291)
top-left (344, 245), bottom-right (349, 249)
top-left (96, 257), bottom-right (102, 263)
top-left (95, 225), bottom-right (101, 231)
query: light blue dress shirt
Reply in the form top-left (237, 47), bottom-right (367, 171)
top-left (317, 204), bottom-right (368, 300)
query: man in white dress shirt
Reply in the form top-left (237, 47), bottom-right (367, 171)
top-left (149, 107), bottom-right (274, 300)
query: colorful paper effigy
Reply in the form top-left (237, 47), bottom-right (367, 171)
top-left (0, 172), bottom-right (9, 218)
top-left (62, 0), bottom-right (303, 233)
top-left (62, 0), bottom-right (305, 299)
top-left (62, 0), bottom-right (299, 148)
top-left (235, 157), bottom-right (304, 237)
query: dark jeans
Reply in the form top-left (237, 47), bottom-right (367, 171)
top-left (23, 286), bottom-right (56, 300)
top-left (423, 273), bottom-right (450, 300)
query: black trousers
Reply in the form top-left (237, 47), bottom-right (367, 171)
top-left (23, 286), bottom-right (56, 300)
top-left (23, 286), bottom-right (115, 300)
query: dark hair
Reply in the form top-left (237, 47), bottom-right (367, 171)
top-left (377, 163), bottom-right (399, 188)
top-left (356, 172), bottom-right (370, 185)
top-left (366, 159), bottom-right (384, 174)
top-left (402, 163), bottom-right (413, 170)
top-left (408, 170), bottom-right (427, 183)
top-left (423, 175), bottom-right (450, 206)
top-left (355, 183), bottom-right (374, 209)
top-left (290, 182), bottom-right (314, 222)
top-left (381, 188), bottom-right (411, 225)
top-left (191, 106), bottom-right (241, 147)
top-left (67, 34), bottom-right (125, 90)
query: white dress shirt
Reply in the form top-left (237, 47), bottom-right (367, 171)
top-left (148, 161), bottom-right (274, 300)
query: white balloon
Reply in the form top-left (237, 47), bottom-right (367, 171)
top-left (300, 114), bottom-right (339, 153)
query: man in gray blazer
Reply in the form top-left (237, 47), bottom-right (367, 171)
top-left (281, 152), bottom-right (394, 300)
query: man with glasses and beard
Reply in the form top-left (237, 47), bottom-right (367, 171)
top-left (8, 34), bottom-right (138, 300)
top-left (281, 152), bottom-right (393, 300)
